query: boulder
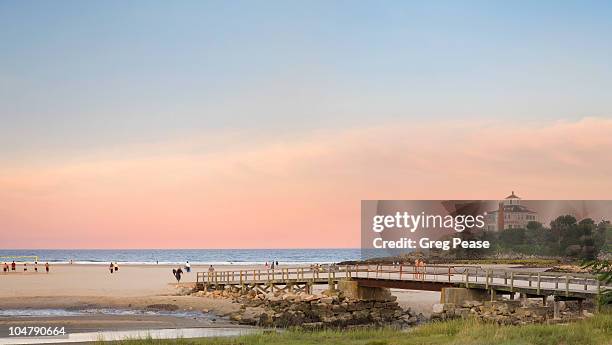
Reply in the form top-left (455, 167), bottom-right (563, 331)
top-left (432, 303), bottom-right (445, 314)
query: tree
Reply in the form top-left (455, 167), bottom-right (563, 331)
top-left (578, 218), bottom-right (596, 260)
top-left (498, 228), bottom-right (526, 246)
top-left (550, 215), bottom-right (578, 256)
top-left (594, 220), bottom-right (611, 255)
top-left (525, 221), bottom-right (545, 245)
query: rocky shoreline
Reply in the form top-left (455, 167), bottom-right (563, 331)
top-left (431, 299), bottom-right (596, 325)
top-left (193, 289), bottom-right (424, 329)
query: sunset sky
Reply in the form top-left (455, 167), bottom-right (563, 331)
top-left (1, 1), bottom-right (612, 249)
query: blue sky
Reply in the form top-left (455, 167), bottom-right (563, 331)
top-left (1, 0), bottom-right (612, 157)
top-left (3, 1), bottom-right (612, 249)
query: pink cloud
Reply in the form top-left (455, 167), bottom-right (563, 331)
top-left (1, 117), bottom-right (611, 249)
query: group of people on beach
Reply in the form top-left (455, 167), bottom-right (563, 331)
top-left (2, 261), bottom-right (50, 273)
top-left (265, 260), bottom-right (279, 269)
top-left (171, 261), bottom-right (198, 282)
top-left (108, 262), bottom-right (119, 274)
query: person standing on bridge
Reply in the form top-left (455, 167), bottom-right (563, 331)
top-left (416, 259), bottom-right (423, 279)
top-left (420, 259), bottom-right (427, 279)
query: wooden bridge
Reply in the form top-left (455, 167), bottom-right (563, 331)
top-left (196, 264), bottom-right (608, 302)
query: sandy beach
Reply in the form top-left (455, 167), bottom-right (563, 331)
top-left (1, 264), bottom-right (240, 315)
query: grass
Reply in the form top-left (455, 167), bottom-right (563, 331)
top-left (98, 312), bottom-right (612, 345)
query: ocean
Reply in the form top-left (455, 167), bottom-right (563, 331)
top-left (0, 249), bottom-right (361, 265)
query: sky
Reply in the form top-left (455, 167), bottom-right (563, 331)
top-left (1, 1), bottom-right (612, 249)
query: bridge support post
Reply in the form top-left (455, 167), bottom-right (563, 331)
top-left (327, 279), bottom-right (337, 293)
top-left (542, 296), bottom-right (547, 306)
top-left (440, 287), bottom-right (488, 304)
top-left (597, 280), bottom-right (602, 313)
top-left (338, 280), bottom-right (393, 300)
top-left (490, 289), bottom-right (496, 302)
top-left (553, 300), bottom-right (560, 319)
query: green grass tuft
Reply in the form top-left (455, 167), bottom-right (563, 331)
top-left (97, 312), bottom-right (612, 345)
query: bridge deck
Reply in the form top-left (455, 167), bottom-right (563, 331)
top-left (195, 264), bottom-right (609, 300)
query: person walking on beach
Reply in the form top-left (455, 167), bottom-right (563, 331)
top-left (2, 263), bottom-right (7, 273)
top-left (185, 261), bottom-right (191, 273)
top-left (45, 262), bottom-right (49, 273)
top-left (11, 261), bottom-right (16, 271)
top-left (34, 261), bottom-right (38, 272)
top-left (109, 262), bottom-right (114, 274)
top-left (114, 262), bottom-right (119, 272)
top-left (23, 263), bottom-right (27, 272)
top-left (173, 267), bottom-right (183, 283)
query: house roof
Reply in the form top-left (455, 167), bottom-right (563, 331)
top-left (505, 191), bottom-right (520, 199)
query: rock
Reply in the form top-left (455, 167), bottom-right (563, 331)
top-left (239, 307), bottom-right (265, 325)
top-left (558, 301), bottom-right (567, 311)
top-left (302, 295), bottom-right (321, 302)
top-left (443, 303), bottom-right (456, 311)
top-left (432, 303), bottom-right (445, 314)
top-left (302, 322), bottom-right (324, 330)
top-left (320, 297), bottom-right (334, 304)
top-left (145, 304), bottom-right (179, 311)
top-left (456, 308), bottom-right (470, 319)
